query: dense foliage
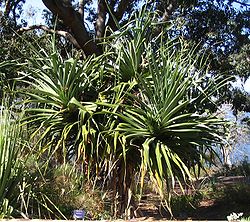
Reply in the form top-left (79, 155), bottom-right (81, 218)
top-left (6, 10), bottom-right (228, 218)
top-left (0, 0), bottom-right (249, 220)
top-left (1, 0), bottom-right (249, 112)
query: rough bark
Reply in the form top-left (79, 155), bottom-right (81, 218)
top-left (78, 0), bottom-right (84, 20)
top-left (42, 0), bottom-right (101, 56)
top-left (40, 0), bottom-right (137, 55)
top-left (114, 159), bottom-right (143, 218)
top-left (4, 0), bottom-right (11, 16)
top-left (96, 0), bottom-right (107, 38)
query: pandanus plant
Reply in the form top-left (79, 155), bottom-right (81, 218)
top-left (108, 41), bottom-right (229, 216)
top-left (99, 10), bottom-right (230, 217)
top-left (20, 9), bottom-right (230, 218)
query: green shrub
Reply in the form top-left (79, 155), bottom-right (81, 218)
top-left (215, 157), bottom-right (250, 177)
top-left (0, 199), bottom-right (13, 219)
top-left (241, 216), bottom-right (250, 221)
top-left (21, 160), bottom-right (110, 219)
top-left (171, 192), bottom-right (203, 217)
top-left (218, 184), bottom-right (250, 206)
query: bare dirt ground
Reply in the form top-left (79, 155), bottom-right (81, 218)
top-left (136, 176), bottom-right (250, 221)
top-left (136, 197), bottom-right (250, 221)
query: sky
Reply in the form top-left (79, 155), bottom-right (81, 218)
top-left (27, 0), bottom-right (44, 8)
top-left (22, 0), bottom-right (46, 25)
top-left (244, 78), bottom-right (250, 93)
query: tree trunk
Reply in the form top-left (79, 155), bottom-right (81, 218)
top-left (115, 160), bottom-right (142, 218)
top-left (106, 0), bottom-right (132, 32)
top-left (96, 0), bottom-right (107, 38)
top-left (42, 0), bottom-right (102, 56)
top-left (78, 0), bottom-right (84, 20)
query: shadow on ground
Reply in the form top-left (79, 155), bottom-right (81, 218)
top-left (136, 178), bottom-right (250, 221)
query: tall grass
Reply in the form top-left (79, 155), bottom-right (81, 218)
top-left (0, 103), bottom-right (68, 219)
top-left (0, 105), bottom-right (23, 218)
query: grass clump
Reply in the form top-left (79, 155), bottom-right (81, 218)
top-left (24, 161), bottom-right (111, 220)
top-left (171, 192), bottom-right (203, 218)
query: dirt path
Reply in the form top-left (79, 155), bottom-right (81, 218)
top-left (136, 176), bottom-right (250, 220)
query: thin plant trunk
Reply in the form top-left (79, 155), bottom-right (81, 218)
top-left (113, 160), bottom-right (142, 218)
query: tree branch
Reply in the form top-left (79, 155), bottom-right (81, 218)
top-left (42, 0), bottom-right (101, 56)
top-left (115, 0), bottom-right (132, 20)
top-left (161, 0), bottom-right (178, 21)
top-left (17, 25), bottom-right (81, 49)
top-left (96, 0), bottom-right (107, 38)
top-left (106, 0), bottom-right (132, 32)
top-left (78, 0), bottom-right (84, 20)
top-left (4, 0), bottom-right (11, 16)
